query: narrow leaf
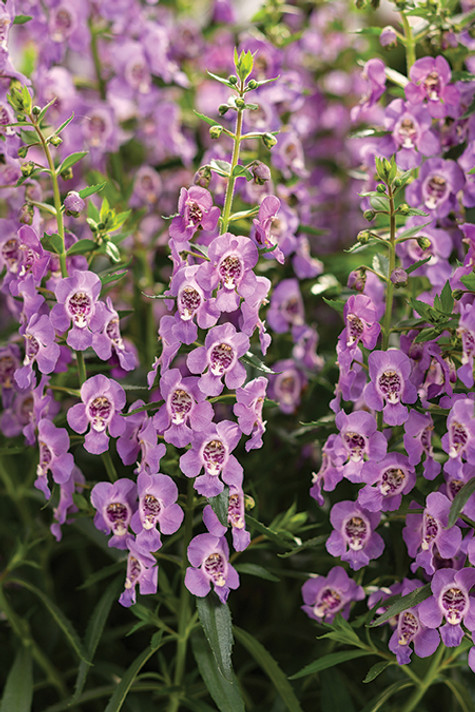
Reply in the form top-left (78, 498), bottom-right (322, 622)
top-left (193, 110), bottom-right (224, 128)
top-left (448, 478), bottom-right (475, 528)
top-left (58, 151), bottom-right (88, 175)
top-left (104, 636), bottom-right (165, 712)
top-left (290, 650), bottom-right (372, 679)
top-left (234, 627), bottom-right (303, 712)
top-left (370, 584), bottom-right (431, 627)
top-left (54, 113), bottom-right (75, 135)
top-left (66, 239), bottom-right (97, 256)
top-left (0, 646), bottom-right (33, 712)
top-left (209, 487), bottom-right (229, 527)
top-left (362, 660), bottom-right (392, 683)
top-left (13, 14), bottom-right (32, 24)
top-left (359, 680), bottom-right (413, 712)
top-left (191, 633), bottom-right (244, 712)
top-left (234, 563), bottom-right (279, 582)
top-left (196, 595), bottom-right (234, 680)
top-left (78, 182), bottom-right (107, 199)
top-left (405, 257), bottom-right (431, 275)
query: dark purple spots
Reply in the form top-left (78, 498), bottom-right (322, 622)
top-left (37, 441), bottom-right (53, 476)
top-left (88, 396), bottom-right (112, 431)
top-left (105, 502), bottom-right (129, 534)
top-left (396, 117), bottom-right (418, 149)
top-left (203, 552), bottom-right (226, 586)
top-left (169, 388), bottom-right (193, 425)
top-left (441, 586), bottom-right (468, 625)
top-left (449, 421), bottom-right (468, 457)
top-left (398, 611), bottom-right (419, 645)
top-left (67, 291), bottom-right (92, 328)
top-left (2, 238), bottom-right (20, 271)
top-left (209, 342), bottom-right (235, 376)
top-left (422, 513), bottom-right (439, 550)
top-left (218, 254), bottom-right (243, 289)
top-left (186, 200), bottom-right (203, 227)
top-left (346, 314), bottom-right (364, 345)
top-left (344, 516), bottom-right (368, 551)
top-left (314, 587), bottom-right (342, 617)
top-left (25, 334), bottom-right (40, 363)
top-left (125, 556), bottom-right (142, 588)
top-left (343, 431), bottom-right (366, 461)
top-left (424, 175), bottom-right (447, 209)
top-left (202, 439), bottom-right (226, 476)
top-left (377, 370), bottom-right (402, 403)
top-left (141, 493), bottom-right (161, 529)
top-left (178, 286), bottom-right (202, 320)
top-left (379, 467), bottom-right (406, 496)
top-left (424, 71), bottom-right (441, 100)
top-left (228, 493), bottom-right (244, 529)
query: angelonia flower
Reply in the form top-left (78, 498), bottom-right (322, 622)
top-left (90, 478), bottom-right (137, 550)
top-left (184, 531), bottom-right (239, 604)
top-left (301, 567), bottom-right (365, 623)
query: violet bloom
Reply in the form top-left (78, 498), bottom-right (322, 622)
top-left (92, 297), bottom-right (137, 371)
top-left (239, 275), bottom-right (272, 355)
top-left (444, 463), bottom-right (475, 523)
top-left (133, 418), bottom-right (167, 478)
top-left (340, 294), bottom-right (380, 353)
top-left (50, 465), bottom-right (85, 542)
top-left (119, 536), bottom-right (158, 608)
top-left (326, 501), bottom-right (384, 571)
top-left (51, 270), bottom-right (107, 351)
top-left (67, 374), bottom-right (126, 455)
top-left (269, 359), bottom-right (307, 415)
top-left (405, 56), bottom-right (460, 118)
top-left (333, 410), bottom-right (387, 483)
top-left (187, 322), bottom-right (249, 397)
top-left (403, 410), bottom-right (441, 480)
top-left (457, 303), bottom-right (475, 388)
top-left (34, 418), bottom-right (74, 499)
top-left (90, 478), bottom-right (137, 550)
top-left (418, 568), bottom-right (475, 648)
top-left (233, 376), bottom-right (267, 452)
top-left (396, 221), bottom-right (452, 289)
top-left (266, 278), bottom-right (305, 334)
top-left (168, 265), bottom-right (219, 344)
top-left (441, 398), bottom-right (475, 477)
top-left (364, 349), bottom-right (417, 426)
top-left (131, 472), bottom-right (184, 553)
top-left (403, 492), bottom-right (462, 576)
top-left (383, 99), bottom-right (440, 169)
top-left (227, 486), bottom-right (251, 552)
top-left (197, 233), bottom-right (259, 313)
top-left (358, 453), bottom-right (416, 512)
top-left (184, 532), bottom-right (239, 603)
top-left (350, 58), bottom-right (386, 122)
top-left (251, 195), bottom-right (286, 264)
top-left (0, 225), bottom-right (50, 296)
top-left (387, 579), bottom-right (440, 665)
top-left (14, 313), bottom-right (61, 390)
top-left (406, 158), bottom-right (465, 219)
top-left (179, 420), bottom-right (243, 498)
top-left (148, 315), bottom-right (181, 383)
top-left (169, 186), bottom-right (220, 242)
top-left (301, 566), bottom-right (365, 624)
top-left (153, 369), bottom-right (214, 448)
top-left (310, 434), bottom-right (346, 506)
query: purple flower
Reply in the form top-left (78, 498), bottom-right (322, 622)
top-left (418, 568), bottom-right (475, 648)
top-left (14, 312), bottom-right (61, 390)
top-left (227, 486), bottom-right (251, 551)
top-left (403, 493), bottom-right (462, 576)
top-left (396, 220), bottom-right (452, 289)
top-left (457, 303), bottom-right (475, 388)
top-left (64, 191), bottom-right (85, 217)
top-left (267, 278), bottom-right (304, 334)
top-left (34, 418), bottom-right (74, 499)
top-left (387, 579), bottom-right (440, 664)
top-left (50, 465), bottom-right (85, 542)
top-left (310, 434), bottom-right (345, 506)
top-left (364, 349), bottom-right (417, 426)
top-left (153, 369), bottom-right (214, 448)
top-left (233, 376), bottom-right (267, 452)
top-left (326, 500), bottom-right (384, 571)
top-left (92, 297), bottom-right (137, 371)
top-left (187, 322), bottom-right (249, 397)
top-left (380, 26), bottom-right (397, 48)
top-left (197, 233), bottom-right (259, 313)
top-left (169, 186), bottom-right (220, 242)
top-left (251, 195), bottom-right (286, 264)
top-left (119, 536), bottom-right (158, 608)
top-left (0, 225), bottom-right (50, 296)
top-left (350, 58), bottom-right (386, 122)
top-left (67, 374), bottom-right (126, 455)
top-left (358, 453), bottom-right (415, 512)
top-left (168, 265), bottom-right (219, 345)
top-left (239, 275), bottom-right (272, 354)
top-left (184, 532), bottom-right (239, 603)
top-left (406, 56), bottom-right (460, 118)
top-left (340, 294), bottom-right (380, 351)
top-left (90, 478), bottom-right (137, 549)
top-left (441, 398), bottom-right (475, 477)
top-left (403, 410), bottom-right (441, 480)
top-left (333, 410), bottom-right (387, 483)
top-left (179, 420), bottom-right (243, 498)
top-left (51, 270), bottom-right (107, 351)
top-left (406, 158), bottom-right (465, 219)
top-left (301, 566), bottom-right (365, 623)
top-left (269, 359), bottom-right (307, 415)
top-left (131, 472), bottom-right (183, 553)
top-left (383, 99), bottom-right (440, 169)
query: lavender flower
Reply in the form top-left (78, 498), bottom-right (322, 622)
top-left (332, 410), bottom-right (387, 484)
top-left (51, 270), bottom-right (107, 351)
top-left (406, 157), bottom-right (465, 219)
top-left (233, 376), bottom-right (267, 452)
top-left (184, 532), bottom-right (239, 603)
top-left (364, 349), bottom-right (417, 426)
top-left (358, 453), bottom-right (415, 512)
top-left (90, 478), bottom-right (137, 549)
top-left (187, 322), bottom-right (249, 397)
top-left (119, 536), bottom-right (158, 608)
top-left (403, 410), bottom-right (441, 480)
top-left (92, 297), bottom-right (137, 371)
top-left (14, 312), bottom-right (61, 389)
top-left (441, 398), bottom-right (475, 477)
top-left (301, 566), bottom-right (364, 623)
top-left (326, 500), bottom-right (384, 571)
top-left (227, 486), bottom-right (251, 551)
top-left (387, 579), bottom-right (440, 664)
top-left (169, 186), bottom-right (220, 242)
top-left (34, 418), bottom-right (74, 499)
top-left (131, 472), bottom-right (184, 553)
top-left (418, 568), bottom-right (475, 648)
top-left (405, 55), bottom-right (460, 118)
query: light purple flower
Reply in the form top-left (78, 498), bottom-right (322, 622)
top-left (92, 297), bottom-right (137, 371)
top-left (227, 487), bottom-right (251, 552)
top-left (187, 322), bottom-right (249, 397)
top-left (179, 420), bottom-right (243, 498)
top-left (403, 410), bottom-right (441, 480)
top-left (90, 478), bottom-right (137, 549)
top-left (456, 303), bottom-right (475, 388)
top-left (441, 398), bottom-right (475, 477)
top-left (167, 265), bottom-right (219, 344)
top-left (0, 225), bottom-right (50, 296)
top-left (184, 532), bottom-right (239, 603)
top-left (332, 410), bottom-right (387, 484)
top-left (64, 191), bottom-right (85, 217)
top-left (267, 278), bottom-right (304, 334)
top-left (67, 374), bottom-right (126, 455)
top-left (251, 195), bottom-right (286, 264)
top-left (301, 566), bottom-right (365, 623)
top-left (169, 186), bottom-right (220, 242)
top-left (233, 376), bottom-right (267, 452)
top-left (406, 157), bottom-right (465, 219)
top-left (418, 568), bottom-right (475, 648)
top-left (14, 312), bottom-right (61, 390)
top-left (396, 220), bottom-right (452, 289)
top-left (383, 99), bottom-right (440, 169)
top-left (387, 579), bottom-right (440, 664)
top-left (50, 465), bottom-right (85, 542)
top-left (326, 500), bottom-right (384, 571)
top-left (358, 453), bottom-right (415, 512)
top-left (406, 56), bottom-right (460, 118)
top-left (51, 270), bottom-right (107, 351)
top-left (310, 434), bottom-right (345, 506)
top-left (364, 349), bottom-right (417, 426)
top-left (34, 418), bottom-right (74, 499)
top-left (239, 275), bottom-right (272, 354)
top-left (269, 359), bottom-right (307, 415)
top-left (131, 472), bottom-right (183, 553)
top-left (340, 294), bottom-right (380, 352)
top-left (119, 536), bottom-right (158, 608)
top-left (350, 58), bottom-right (386, 122)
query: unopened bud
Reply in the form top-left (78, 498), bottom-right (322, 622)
top-left (247, 79), bottom-right (258, 90)
top-left (209, 125), bottom-right (223, 139)
top-left (32, 105), bottom-right (41, 116)
top-left (363, 209), bottom-right (375, 221)
top-left (21, 161), bottom-right (35, 177)
top-left (376, 183), bottom-right (386, 193)
top-left (60, 167), bottom-right (74, 180)
top-left (398, 203), bottom-right (410, 215)
top-left (49, 135), bottom-right (62, 146)
top-left (393, 177), bottom-right (402, 188)
top-left (262, 132), bottom-right (277, 149)
top-left (390, 268), bottom-right (408, 287)
top-left (417, 236), bottom-right (432, 251)
top-left (228, 75), bottom-right (238, 85)
top-left (348, 268), bottom-right (366, 292)
top-left (251, 161), bottom-right (271, 185)
top-left (235, 97), bottom-right (245, 109)
top-left (18, 203), bottom-right (34, 225)
top-left (17, 145), bottom-right (28, 159)
top-left (64, 190), bottom-right (85, 218)
top-left (380, 25), bottom-right (397, 48)
top-left (357, 230), bottom-right (371, 244)
top-left (453, 289), bottom-right (464, 300)
top-left (244, 494), bottom-right (255, 510)
top-left (194, 165), bottom-right (212, 188)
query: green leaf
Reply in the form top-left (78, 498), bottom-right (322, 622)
top-left (104, 240), bottom-right (121, 262)
top-left (440, 280), bottom-right (454, 314)
top-left (13, 14), bottom-right (32, 24)
top-left (54, 113), bottom-right (75, 135)
top-left (9, 579), bottom-right (88, 663)
top-left (290, 650), bottom-right (372, 680)
top-left (0, 646), bottom-right (33, 712)
top-left (207, 70), bottom-right (236, 89)
top-left (448, 478), bottom-right (475, 528)
top-left (78, 182), bottom-right (107, 199)
top-left (104, 635), bottom-right (166, 712)
top-left (234, 627), bottom-right (303, 712)
top-left (232, 164), bottom-right (252, 180)
top-left (322, 297), bottom-right (346, 313)
top-left (57, 151), bottom-right (88, 175)
top-left (242, 351), bottom-right (277, 375)
top-left (370, 584), bottom-right (431, 627)
top-left (369, 196), bottom-right (389, 212)
top-left (41, 232), bottom-right (63, 254)
top-left (362, 660), bottom-right (392, 683)
top-left (190, 632), bottom-right (244, 712)
top-left (193, 110), bottom-right (224, 128)
top-left (461, 273), bottom-right (475, 291)
top-left (359, 680), bottom-right (413, 712)
top-left (66, 239), bottom-right (97, 256)
top-left (209, 158), bottom-right (232, 176)
top-left (395, 221), bottom-right (431, 241)
top-left (404, 207), bottom-right (429, 217)
top-left (414, 327), bottom-right (442, 343)
top-left (209, 487), bottom-right (229, 527)
top-left (196, 595), bottom-right (235, 681)
top-left (72, 579), bottom-right (122, 702)
top-left (234, 563), bottom-right (279, 582)
top-left (245, 514), bottom-right (295, 549)
top-left (405, 257), bottom-right (431, 275)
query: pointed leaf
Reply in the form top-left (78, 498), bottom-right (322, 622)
top-left (0, 646), bottom-right (33, 712)
top-left (193, 110), bottom-right (224, 128)
top-left (234, 563), bottom-right (279, 582)
top-left (362, 660), bottom-right (392, 683)
top-left (405, 257), bottom-right (431, 275)
top-left (191, 632), bottom-right (244, 712)
top-left (57, 151), bottom-right (88, 175)
top-left (448, 477), bottom-right (475, 528)
top-left (359, 680), bottom-right (413, 712)
top-left (369, 583), bottom-right (431, 627)
top-left (78, 182), bottom-right (107, 199)
top-left (66, 239), bottom-right (97, 256)
top-left (54, 113), bottom-right (75, 135)
top-left (209, 487), bottom-right (229, 527)
top-left (196, 595), bottom-right (234, 680)
top-left (290, 650), bottom-right (373, 680)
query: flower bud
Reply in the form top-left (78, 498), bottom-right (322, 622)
top-left (32, 105), bottom-right (41, 115)
top-left (194, 165), bottom-right (212, 188)
top-left (251, 161), bottom-right (271, 185)
top-left (17, 145), bottom-right (28, 159)
top-left (247, 79), bottom-right (258, 90)
top-left (209, 125), bottom-right (223, 140)
top-left (393, 177), bottom-right (402, 188)
top-left (348, 268), bottom-right (366, 292)
top-left (380, 26), bottom-right (397, 48)
top-left (398, 203), bottom-right (410, 215)
top-left (228, 75), bottom-right (238, 85)
top-left (60, 167), bottom-right (74, 180)
top-left (18, 203), bottom-right (34, 225)
top-left (64, 191), bottom-right (85, 218)
top-left (218, 105), bottom-right (229, 116)
top-left (417, 236), bottom-right (432, 251)
top-left (21, 161), bottom-right (35, 177)
top-left (376, 183), bottom-right (386, 193)
top-left (49, 135), bottom-right (62, 146)
top-left (262, 132), bottom-right (277, 149)
top-left (357, 230), bottom-right (371, 244)
top-left (235, 97), bottom-right (245, 109)
top-left (390, 268), bottom-right (408, 287)
top-left (453, 289), bottom-right (464, 300)
top-left (363, 209), bottom-right (375, 221)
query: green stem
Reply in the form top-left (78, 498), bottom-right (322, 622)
top-left (167, 478), bottom-right (195, 712)
top-left (101, 450), bottom-right (118, 483)
top-left (382, 187), bottom-right (396, 351)
top-left (220, 84), bottom-right (244, 234)
top-left (89, 21), bottom-right (107, 101)
top-left (401, 643), bottom-right (445, 712)
top-left (76, 351), bottom-right (87, 385)
top-left (400, 12), bottom-right (416, 72)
